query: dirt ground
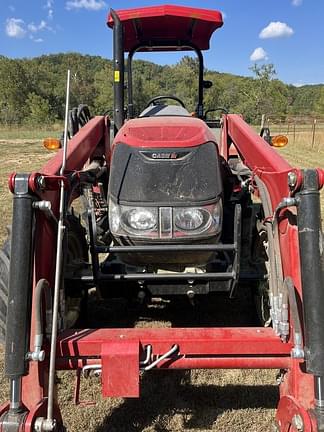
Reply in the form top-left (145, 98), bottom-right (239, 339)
top-left (0, 134), bottom-right (323, 431)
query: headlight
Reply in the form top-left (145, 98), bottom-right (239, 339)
top-left (174, 208), bottom-right (210, 231)
top-left (109, 200), bottom-right (158, 237)
top-left (109, 199), bottom-right (222, 239)
top-left (122, 208), bottom-right (157, 231)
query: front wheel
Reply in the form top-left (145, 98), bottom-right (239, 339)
top-left (0, 214), bottom-right (88, 344)
top-left (0, 233), bottom-right (10, 344)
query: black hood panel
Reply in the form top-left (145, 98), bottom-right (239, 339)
top-left (109, 142), bottom-right (223, 206)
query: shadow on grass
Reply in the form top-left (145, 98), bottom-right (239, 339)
top-left (94, 370), bottom-right (278, 432)
top-left (87, 287), bottom-right (259, 330)
top-left (87, 282), bottom-right (270, 431)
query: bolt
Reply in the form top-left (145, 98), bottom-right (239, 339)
top-left (37, 175), bottom-right (46, 190)
top-left (292, 414), bottom-right (304, 431)
top-left (26, 350), bottom-right (45, 362)
top-left (34, 417), bottom-right (57, 432)
top-left (291, 346), bottom-right (304, 359)
top-left (138, 290), bottom-right (146, 302)
top-left (288, 171), bottom-right (298, 189)
top-left (187, 290), bottom-right (195, 299)
top-left (187, 289), bottom-right (195, 306)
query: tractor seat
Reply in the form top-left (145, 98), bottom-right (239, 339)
top-left (139, 104), bottom-right (191, 117)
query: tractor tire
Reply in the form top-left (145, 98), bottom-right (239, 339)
top-left (64, 214), bottom-right (89, 328)
top-left (0, 215), bottom-right (88, 344)
top-left (66, 214), bottom-right (88, 263)
top-left (0, 231), bottom-right (10, 344)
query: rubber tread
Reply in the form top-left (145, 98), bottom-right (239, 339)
top-left (0, 248), bottom-right (9, 344)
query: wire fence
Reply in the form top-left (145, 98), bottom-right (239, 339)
top-left (263, 115), bottom-right (324, 151)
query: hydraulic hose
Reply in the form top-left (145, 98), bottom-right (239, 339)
top-left (253, 176), bottom-right (280, 301)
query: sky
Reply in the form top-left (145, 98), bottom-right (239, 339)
top-left (1, 0), bottom-right (323, 86)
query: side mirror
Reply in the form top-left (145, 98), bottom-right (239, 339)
top-left (203, 80), bottom-right (213, 89)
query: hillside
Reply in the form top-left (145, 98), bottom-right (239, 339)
top-left (0, 52), bottom-right (323, 126)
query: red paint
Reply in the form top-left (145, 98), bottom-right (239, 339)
top-left (74, 369), bottom-right (97, 406)
top-left (317, 168), bottom-right (324, 190)
top-left (153, 356), bottom-right (291, 369)
top-left (107, 5), bottom-right (223, 52)
top-left (288, 168), bottom-right (304, 194)
top-left (226, 114), bottom-right (292, 172)
top-left (57, 327), bottom-right (292, 357)
top-left (56, 327), bottom-right (291, 398)
top-left (224, 114), bottom-right (292, 209)
top-left (276, 396), bottom-right (316, 432)
top-left (112, 116), bottom-right (216, 150)
top-left (8, 172), bottom-right (16, 193)
top-left (28, 172), bottom-right (69, 193)
top-left (42, 116), bottom-right (106, 175)
top-left (55, 356), bottom-right (291, 371)
top-left (102, 341), bottom-right (140, 397)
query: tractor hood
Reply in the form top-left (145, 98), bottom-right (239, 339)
top-left (112, 116), bottom-right (217, 150)
top-left (109, 140), bottom-right (223, 207)
top-left (110, 117), bottom-right (222, 207)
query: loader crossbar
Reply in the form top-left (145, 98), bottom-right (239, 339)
top-left (56, 327), bottom-right (293, 398)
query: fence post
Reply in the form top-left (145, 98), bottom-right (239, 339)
top-left (261, 114), bottom-right (266, 130)
top-left (311, 118), bottom-right (317, 149)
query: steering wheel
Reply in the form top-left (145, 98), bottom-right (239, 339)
top-left (145, 95), bottom-right (186, 109)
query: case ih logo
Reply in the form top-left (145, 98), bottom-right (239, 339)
top-left (141, 151), bottom-right (189, 160)
top-left (152, 152), bottom-right (178, 159)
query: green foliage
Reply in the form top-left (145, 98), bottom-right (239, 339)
top-left (0, 57), bottom-right (30, 125)
top-left (315, 87), bottom-right (324, 115)
top-left (0, 53), bottom-right (322, 126)
top-left (93, 63), bottom-right (114, 116)
top-left (250, 63), bottom-right (276, 81)
top-left (25, 92), bottom-right (51, 125)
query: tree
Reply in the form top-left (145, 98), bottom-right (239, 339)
top-left (0, 58), bottom-right (30, 125)
top-left (0, 53), bottom-right (322, 126)
top-left (315, 87), bottom-right (324, 115)
top-left (25, 92), bottom-right (51, 125)
top-left (93, 63), bottom-right (114, 116)
top-left (243, 63), bottom-right (289, 123)
top-left (250, 63), bottom-right (276, 81)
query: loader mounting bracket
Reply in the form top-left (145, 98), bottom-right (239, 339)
top-left (276, 396), bottom-right (318, 432)
top-left (0, 409), bottom-right (27, 432)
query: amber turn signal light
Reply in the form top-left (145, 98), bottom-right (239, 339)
top-left (271, 135), bottom-right (288, 148)
top-left (43, 138), bottom-right (61, 150)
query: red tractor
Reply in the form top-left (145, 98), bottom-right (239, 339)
top-left (0, 5), bottom-right (324, 431)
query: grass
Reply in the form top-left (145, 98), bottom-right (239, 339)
top-left (272, 126), bottom-right (324, 153)
top-left (0, 126), bottom-right (323, 431)
top-left (0, 124), bottom-right (63, 141)
top-left (0, 139), bottom-right (54, 244)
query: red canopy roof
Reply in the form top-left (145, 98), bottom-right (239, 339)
top-left (107, 5), bottom-right (223, 53)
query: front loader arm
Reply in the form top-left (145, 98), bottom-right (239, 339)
top-left (222, 113), bottom-right (324, 431)
top-left (0, 116), bottom-right (109, 431)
